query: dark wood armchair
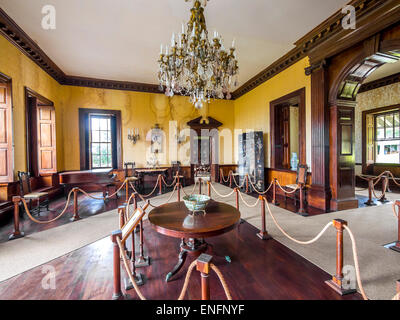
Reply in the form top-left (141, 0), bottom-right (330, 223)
top-left (171, 161), bottom-right (185, 187)
top-left (124, 162), bottom-right (142, 191)
top-left (18, 171), bottom-right (49, 216)
top-left (283, 164), bottom-right (308, 216)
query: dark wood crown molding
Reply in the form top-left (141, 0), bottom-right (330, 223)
top-left (1, 2), bottom-right (399, 99)
top-left (0, 8), bottom-right (66, 83)
top-left (232, 0), bottom-right (398, 99)
top-left (63, 76), bottom-right (161, 94)
top-left (358, 71), bottom-right (400, 93)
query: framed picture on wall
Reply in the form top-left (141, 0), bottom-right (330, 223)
top-left (151, 125), bottom-right (163, 153)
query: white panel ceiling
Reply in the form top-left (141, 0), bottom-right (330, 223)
top-left (0, 0), bottom-right (349, 86)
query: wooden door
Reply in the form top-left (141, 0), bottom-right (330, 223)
top-left (36, 106), bottom-right (57, 174)
top-left (0, 82), bottom-right (13, 182)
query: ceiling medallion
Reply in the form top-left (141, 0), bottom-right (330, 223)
top-left (157, 0), bottom-right (239, 109)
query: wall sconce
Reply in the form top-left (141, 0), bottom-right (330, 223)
top-left (128, 128), bottom-right (140, 144)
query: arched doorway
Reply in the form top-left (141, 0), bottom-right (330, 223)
top-left (328, 24), bottom-right (400, 211)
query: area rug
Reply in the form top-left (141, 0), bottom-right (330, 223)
top-left (0, 183), bottom-right (399, 300)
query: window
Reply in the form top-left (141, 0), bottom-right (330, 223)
top-left (89, 115), bottom-right (112, 169)
top-left (375, 111), bottom-right (400, 164)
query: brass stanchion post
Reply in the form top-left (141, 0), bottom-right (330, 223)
top-left (71, 188), bottom-right (81, 222)
top-left (111, 230), bottom-right (124, 300)
top-left (257, 196), bottom-right (271, 240)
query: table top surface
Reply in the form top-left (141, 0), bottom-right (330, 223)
top-left (135, 168), bottom-right (168, 173)
top-left (148, 200), bottom-right (240, 239)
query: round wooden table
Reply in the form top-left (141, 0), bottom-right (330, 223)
top-left (148, 200), bottom-right (240, 282)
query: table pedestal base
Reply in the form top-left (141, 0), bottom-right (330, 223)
top-left (165, 238), bottom-right (208, 282)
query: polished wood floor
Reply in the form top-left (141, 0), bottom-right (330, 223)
top-left (0, 217), bottom-right (361, 300)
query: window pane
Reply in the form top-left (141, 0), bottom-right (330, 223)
top-left (395, 113), bottom-right (400, 126)
top-left (100, 118), bottom-right (108, 130)
top-left (101, 154), bottom-right (110, 167)
top-left (386, 114), bottom-right (394, 127)
top-left (376, 116), bottom-right (385, 128)
top-left (107, 144), bottom-right (112, 154)
top-left (376, 128), bottom-right (385, 140)
top-left (91, 118), bottom-right (100, 131)
top-left (395, 127), bottom-right (400, 138)
top-left (100, 131), bottom-right (108, 142)
top-left (92, 131), bottom-right (100, 142)
top-left (375, 140), bottom-right (400, 164)
top-left (92, 143), bottom-right (100, 155)
top-left (100, 143), bottom-right (108, 155)
top-left (92, 155), bottom-right (100, 168)
top-left (386, 127), bottom-right (393, 139)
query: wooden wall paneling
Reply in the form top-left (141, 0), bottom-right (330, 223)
top-left (308, 64), bottom-right (331, 211)
top-left (0, 80), bottom-right (13, 182)
top-left (37, 106), bottom-right (57, 174)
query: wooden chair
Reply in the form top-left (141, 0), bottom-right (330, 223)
top-left (171, 161), bottom-right (185, 187)
top-left (18, 171), bottom-right (49, 216)
top-left (283, 164), bottom-right (308, 215)
top-left (124, 162), bottom-right (142, 191)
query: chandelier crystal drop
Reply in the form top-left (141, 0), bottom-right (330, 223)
top-left (157, 0), bottom-right (239, 109)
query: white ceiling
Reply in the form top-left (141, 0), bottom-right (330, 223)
top-left (0, 0), bottom-right (349, 86)
top-left (364, 60), bottom-right (400, 83)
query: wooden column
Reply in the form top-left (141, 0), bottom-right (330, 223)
top-left (207, 181), bottom-right (211, 197)
top-left (308, 62), bottom-right (331, 212)
top-left (257, 196), bottom-right (271, 240)
top-left (196, 254), bottom-right (213, 300)
top-left (111, 230), bottom-right (124, 300)
top-left (325, 219), bottom-right (356, 295)
top-left (71, 188), bottom-right (81, 222)
top-left (9, 196), bottom-right (24, 240)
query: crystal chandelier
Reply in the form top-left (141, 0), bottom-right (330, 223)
top-left (157, 0), bottom-right (239, 109)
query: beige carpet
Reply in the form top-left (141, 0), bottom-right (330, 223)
top-left (0, 184), bottom-right (399, 300)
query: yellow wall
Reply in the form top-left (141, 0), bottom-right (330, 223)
top-left (233, 57), bottom-right (312, 168)
top-left (1, 31), bottom-right (310, 177)
top-left (61, 86), bottom-right (235, 170)
top-left (0, 35), bottom-right (64, 176)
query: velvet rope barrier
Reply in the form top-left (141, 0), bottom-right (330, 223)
top-left (161, 174), bottom-right (178, 188)
top-left (180, 180), bottom-right (199, 197)
top-left (76, 178), bottom-right (130, 201)
top-left (209, 183), bottom-right (236, 198)
top-left (116, 240), bottom-right (232, 301)
top-left (18, 189), bottom-right (74, 224)
top-left (275, 180), bottom-right (300, 194)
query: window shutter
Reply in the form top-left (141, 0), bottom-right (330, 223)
top-left (366, 114), bottom-right (374, 165)
top-left (37, 106), bottom-right (57, 174)
top-left (0, 82), bottom-right (13, 182)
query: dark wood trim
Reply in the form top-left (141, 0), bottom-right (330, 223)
top-left (24, 87), bottom-right (55, 177)
top-left (0, 8), bottom-right (65, 83)
top-left (270, 88), bottom-right (306, 169)
top-left (78, 108), bottom-right (123, 171)
top-left (232, 0), bottom-right (395, 99)
top-left (0, 71), bottom-right (11, 83)
top-left (63, 76), bottom-right (161, 94)
top-left (359, 72), bottom-right (400, 93)
top-left (1, 2), bottom-right (396, 99)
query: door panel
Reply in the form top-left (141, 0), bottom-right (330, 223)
top-left (37, 106), bottom-right (57, 174)
top-left (0, 82), bottom-right (13, 182)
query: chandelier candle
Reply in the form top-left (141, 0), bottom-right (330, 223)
top-left (158, 0), bottom-right (239, 109)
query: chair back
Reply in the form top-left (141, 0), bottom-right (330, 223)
top-left (296, 165), bottom-right (308, 185)
top-left (171, 161), bottom-right (181, 177)
top-left (124, 162), bottom-right (135, 178)
top-left (18, 171), bottom-right (32, 196)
